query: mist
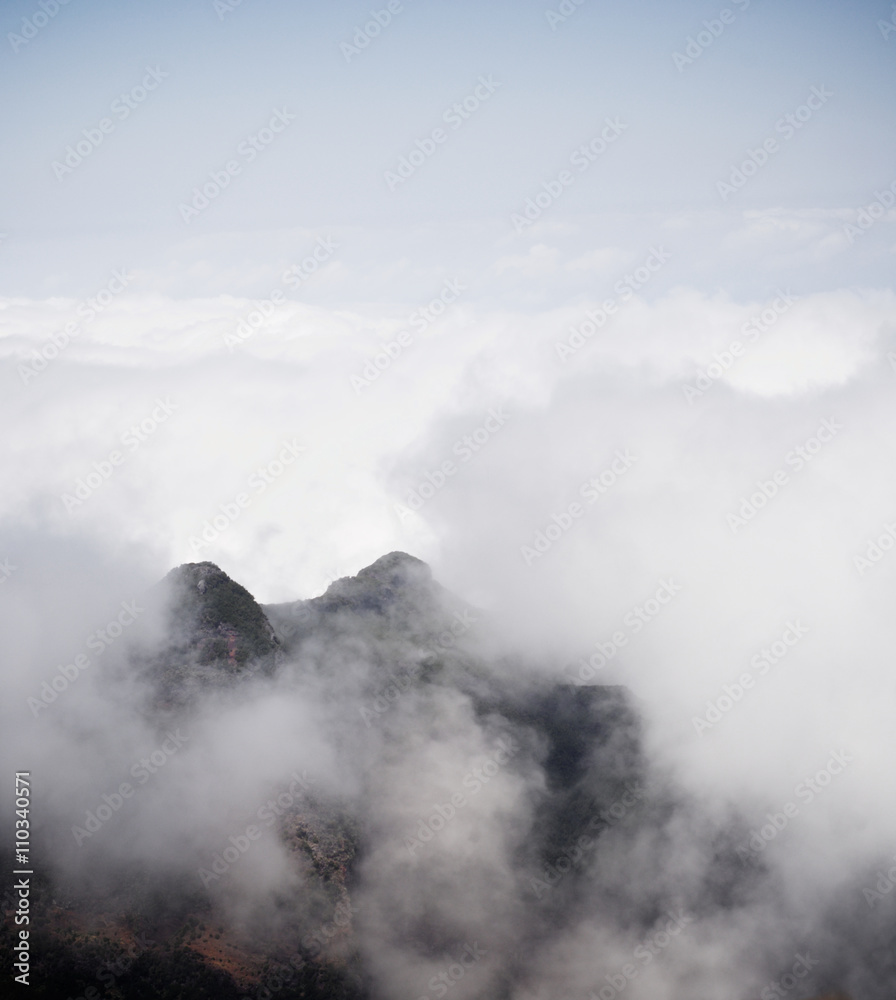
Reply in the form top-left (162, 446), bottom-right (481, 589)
top-left (3, 1), bottom-right (896, 997)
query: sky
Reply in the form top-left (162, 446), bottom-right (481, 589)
top-left (1, 0), bottom-right (895, 599)
top-left (3, 2), bottom-right (896, 997)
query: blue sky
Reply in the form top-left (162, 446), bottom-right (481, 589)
top-left (1, 0), bottom-right (894, 297)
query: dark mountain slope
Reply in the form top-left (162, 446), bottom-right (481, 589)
top-left (2, 552), bottom-right (867, 1000)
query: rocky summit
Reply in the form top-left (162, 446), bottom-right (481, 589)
top-left (1, 554), bottom-right (871, 1000)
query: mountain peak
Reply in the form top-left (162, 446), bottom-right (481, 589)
top-left (153, 561), bottom-right (280, 689)
top-left (170, 560), bottom-right (229, 594)
top-left (312, 550), bottom-right (436, 618)
top-left (354, 550), bottom-right (432, 586)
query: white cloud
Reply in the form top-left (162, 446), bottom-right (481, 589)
top-left (565, 246), bottom-right (634, 273)
top-left (494, 243), bottom-right (560, 277)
